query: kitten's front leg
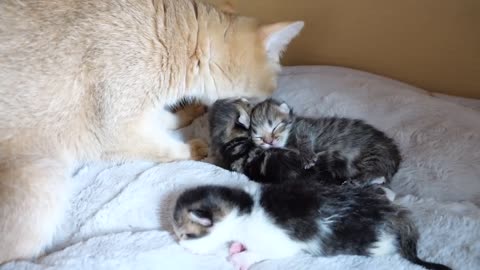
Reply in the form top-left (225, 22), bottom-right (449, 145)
top-left (295, 133), bottom-right (317, 169)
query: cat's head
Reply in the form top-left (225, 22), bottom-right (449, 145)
top-left (172, 185), bottom-right (253, 255)
top-left (250, 99), bottom-right (294, 149)
top-left (175, 2), bottom-right (304, 104)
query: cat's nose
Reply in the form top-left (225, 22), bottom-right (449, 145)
top-left (262, 136), bottom-right (274, 144)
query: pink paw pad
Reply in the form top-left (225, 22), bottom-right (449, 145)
top-left (229, 242), bottom-right (246, 256)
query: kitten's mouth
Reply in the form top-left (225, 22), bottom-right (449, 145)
top-left (260, 144), bottom-right (271, 149)
top-left (260, 143), bottom-right (278, 149)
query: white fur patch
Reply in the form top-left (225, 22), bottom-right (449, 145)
top-left (369, 231), bottom-right (397, 256)
top-left (179, 196), bottom-right (306, 261)
top-left (381, 187), bottom-right (397, 202)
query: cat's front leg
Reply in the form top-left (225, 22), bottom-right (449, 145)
top-left (104, 110), bottom-right (208, 162)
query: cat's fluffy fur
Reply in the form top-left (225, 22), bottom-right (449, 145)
top-left (0, 0), bottom-right (303, 262)
top-left (172, 183), bottom-right (451, 270)
top-left (250, 99), bottom-right (401, 183)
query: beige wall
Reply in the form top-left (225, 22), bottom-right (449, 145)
top-left (208, 0), bottom-right (480, 98)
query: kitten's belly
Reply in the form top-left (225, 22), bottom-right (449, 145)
top-left (243, 209), bottom-right (307, 259)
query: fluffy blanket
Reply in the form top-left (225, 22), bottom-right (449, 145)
top-left (2, 66), bottom-right (479, 270)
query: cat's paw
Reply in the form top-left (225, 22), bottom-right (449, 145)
top-left (190, 103), bottom-right (208, 116)
top-left (181, 103), bottom-right (208, 126)
top-left (301, 154), bottom-right (318, 169)
top-left (188, 139), bottom-right (209, 160)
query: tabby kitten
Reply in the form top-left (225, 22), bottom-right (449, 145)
top-left (209, 98), bottom-right (331, 184)
top-left (249, 99), bottom-right (402, 184)
top-left (172, 182), bottom-right (451, 270)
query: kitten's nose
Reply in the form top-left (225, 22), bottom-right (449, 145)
top-left (262, 136), bottom-right (274, 144)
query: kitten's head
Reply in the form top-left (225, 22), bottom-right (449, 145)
top-left (176, 2), bottom-right (304, 104)
top-left (250, 99), bottom-right (294, 149)
top-left (172, 185), bottom-right (253, 254)
top-left (209, 97), bottom-right (254, 146)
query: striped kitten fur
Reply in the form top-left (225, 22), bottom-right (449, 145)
top-left (208, 98), bottom-right (337, 184)
top-left (250, 99), bottom-right (402, 184)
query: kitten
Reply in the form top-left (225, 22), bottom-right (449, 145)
top-left (209, 98), bottom-right (332, 184)
top-left (0, 0), bottom-right (304, 262)
top-left (172, 182), bottom-right (450, 270)
top-left (250, 99), bottom-right (402, 184)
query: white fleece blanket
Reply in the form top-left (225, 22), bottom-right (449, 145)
top-left (2, 66), bottom-right (480, 270)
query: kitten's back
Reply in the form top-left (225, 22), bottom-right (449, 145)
top-left (294, 116), bottom-right (401, 182)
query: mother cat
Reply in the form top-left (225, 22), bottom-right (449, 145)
top-left (0, 0), bottom-right (303, 263)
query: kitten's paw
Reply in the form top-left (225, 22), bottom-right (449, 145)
top-left (188, 139), bottom-right (209, 160)
top-left (370, 177), bottom-right (386, 185)
top-left (228, 252), bottom-right (255, 270)
top-left (302, 154), bottom-right (318, 169)
top-left (229, 242), bottom-right (246, 256)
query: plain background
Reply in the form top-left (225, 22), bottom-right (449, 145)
top-left (207, 0), bottom-right (480, 98)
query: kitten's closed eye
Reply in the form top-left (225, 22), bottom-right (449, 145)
top-left (185, 233), bottom-right (199, 239)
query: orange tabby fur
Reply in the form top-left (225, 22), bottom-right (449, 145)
top-left (0, 0), bottom-right (303, 263)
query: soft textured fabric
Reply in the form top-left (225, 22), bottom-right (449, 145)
top-left (2, 66), bottom-right (479, 270)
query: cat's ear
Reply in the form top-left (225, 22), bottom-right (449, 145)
top-left (259, 21), bottom-right (304, 62)
top-left (219, 1), bottom-right (236, 14)
top-left (278, 102), bottom-right (291, 115)
top-left (188, 209), bottom-right (213, 227)
top-left (237, 109), bottom-right (250, 128)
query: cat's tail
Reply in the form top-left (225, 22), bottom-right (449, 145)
top-left (392, 211), bottom-right (452, 270)
top-left (0, 151), bottom-right (72, 263)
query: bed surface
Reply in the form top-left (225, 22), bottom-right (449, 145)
top-left (2, 66), bottom-right (479, 270)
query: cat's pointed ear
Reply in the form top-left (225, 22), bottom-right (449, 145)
top-left (259, 21), bottom-right (304, 62)
top-left (188, 209), bottom-right (213, 227)
top-left (219, 1), bottom-right (236, 14)
top-left (237, 109), bottom-right (250, 128)
top-left (278, 102), bottom-right (291, 115)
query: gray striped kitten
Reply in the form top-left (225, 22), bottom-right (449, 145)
top-left (209, 98), bottom-right (321, 184)
top-left (250, 99), bottom-right (401, 184)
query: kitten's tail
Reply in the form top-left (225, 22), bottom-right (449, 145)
top-left (393, 212), bottom-right (452, 270)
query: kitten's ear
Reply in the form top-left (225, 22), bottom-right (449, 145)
top-left (259, 21), bottom-right (304, 62)
top-left (278, 102), bottom-right (291, 115)
top-left (237, 110), bottom-right (250, 128)
top-left (188, 209), bottom-right (213, 227)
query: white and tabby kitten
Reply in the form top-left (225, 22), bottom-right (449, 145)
top-left (249, 99), bottom-right (402, 184)
top-left (172, 182), bottom-right (450, 270)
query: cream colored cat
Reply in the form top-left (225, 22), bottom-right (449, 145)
top-left (0, 0), bottom-right (303, 263)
